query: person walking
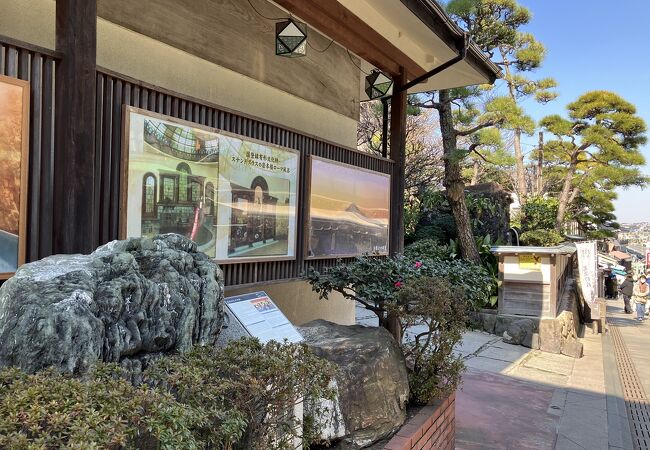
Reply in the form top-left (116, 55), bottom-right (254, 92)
top-left (645, 270), bottom-right (650, 316)
top-left (634, 274), bottom-right (649, 321)
top-left (619, 273), bottom-right (634, 314)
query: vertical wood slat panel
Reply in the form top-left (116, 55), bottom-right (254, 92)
top-left (27, 54), bottom-right (42, 263)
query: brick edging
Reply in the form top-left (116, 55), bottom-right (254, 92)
top-left (383, 392), bottom-right (456, 450)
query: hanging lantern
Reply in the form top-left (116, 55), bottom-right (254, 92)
top-left (276, 19), bottom-right (307, 57)
top-left (365, 70), bottom-right (393, 100)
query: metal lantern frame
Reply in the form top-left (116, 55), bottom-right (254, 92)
top-left (276, 18), bottom-right (307, 58)
top-left (365, 69), bottom-right (393, 100)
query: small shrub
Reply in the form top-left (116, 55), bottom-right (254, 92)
top-left (306, 254), bottom-right (492, 324)
top-left (520, 229), bottom-right (564, 247)
top-left (521, 197), bottom-right (559, 232)
top-left (0, 366), bottom-right (204, 450)
top-left (413, 218), bottom-right (458, 243)
top-left (404, 239), bottom-right (451, 260)
top-left (0, 339), bottom-right (336, 450)
top-left (146, 338), bottom-right (336, 450)
top-left (397, 277), bottom-right (467, 405)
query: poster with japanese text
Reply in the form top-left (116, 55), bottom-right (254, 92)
top-left (216, 134), bottom-right (298, 261)
top-left (121, 107), bottom-right (298, 263)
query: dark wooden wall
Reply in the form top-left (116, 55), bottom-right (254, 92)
top-left (0, 36), bottom-right (394, 287)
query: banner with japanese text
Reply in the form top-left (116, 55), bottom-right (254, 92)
top-left (576, 241), bottom-right (599, 319)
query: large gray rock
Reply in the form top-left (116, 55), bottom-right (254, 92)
top-left (299, 320), bottom-right (409, 449)
top-left (502, 319), bottom-right (535, 346)
top-left (0, 234), bottom-right (224, 380)
top-left (539, 319), bottom-right (562, 354)
top-left (481, 312), bottom-right (498, 334)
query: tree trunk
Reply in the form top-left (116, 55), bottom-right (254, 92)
top-left (438, 90), bottom-right (480, 262)
top-left (556, 161), bottom-right (576, 231)
top-left (513, 129), bottom-right (528, 203)
top-left (501, 51), bottom-right (528, 204)
top-left (385, 312), bottom-right (402, 344)
top-left (471, 160), bottom-right (480, 185)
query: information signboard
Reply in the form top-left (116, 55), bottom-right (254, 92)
top-left (224, 291), bottom-right (303, 344)
top-left (519, 254), bottom-right (542, 270)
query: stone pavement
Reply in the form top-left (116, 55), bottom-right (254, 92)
top-left (454, 329), bottom-right (612, 450)
top-left (354, 305), bottom-right (626, 450)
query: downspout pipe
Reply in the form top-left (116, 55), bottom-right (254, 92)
top-left (381, 97), bottom-right (389, 158)
top-left (395, 32), bottom-right (469, 95)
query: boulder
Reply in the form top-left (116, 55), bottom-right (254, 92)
top-left (495, 315), bottom-right (517, 337)
top-left (561, 339), bottom-right (584, 358)
top-left (522, 331), bottom-right (541, 350)
top-left (299, 320), bottom-right (409, 449)
top-left (0, 234), bottom-right (224, 381)
top-left (502, 319), bottom-right (535, 346)
top-left (539, 319), bottom-right (562, 354)
top-left (481, 312), bottom-right (498, 334)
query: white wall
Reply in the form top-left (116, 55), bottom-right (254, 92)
top-left (0, 0), bottom-right (359, 149)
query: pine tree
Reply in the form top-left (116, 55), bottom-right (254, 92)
top-left (448, 0), bottom-right (557, 204)
top-left (540, 91), bottom-right (648, 230)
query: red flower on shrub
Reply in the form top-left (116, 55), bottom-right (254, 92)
top-left (394, 281), bottom-right (403, 288)
top-left (415, 261), bottom-right (423, 269)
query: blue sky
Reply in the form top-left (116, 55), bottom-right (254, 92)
top-left (505, 0), bottom-right (650, 223)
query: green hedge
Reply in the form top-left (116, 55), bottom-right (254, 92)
top-left (0, 339), bottom-right (335, 450)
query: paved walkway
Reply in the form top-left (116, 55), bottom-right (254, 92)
top-left (454, 329), bottom-right (611, 450)
top-left (355, 304), bottom-right (630, 450)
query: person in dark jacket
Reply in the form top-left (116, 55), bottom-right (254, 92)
top-left (619, 273), bottom-right (634, 314)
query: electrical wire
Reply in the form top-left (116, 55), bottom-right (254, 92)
top-left (347, 49), bottom-right (370, 75)
top-left (307, 39), bottom-right (334, 53)
top-left (247, 0), bottom-right (285, 21)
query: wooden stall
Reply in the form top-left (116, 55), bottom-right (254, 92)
top-left (493, 245), bottom-right (577, 318)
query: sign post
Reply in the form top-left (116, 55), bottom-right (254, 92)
top-left (223, 291), bottom-right (303, 344)
top-left (576, 241), bottom-right (599, 319)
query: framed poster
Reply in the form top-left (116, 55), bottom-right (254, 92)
top-left (120, 106), bottom-right (298, 263)
top-left (307, 156), bottom-right (390, 259)
top-left (0, 76), bottom-right (29, 280)
top-left (217, 129), bottom-right (299, 262)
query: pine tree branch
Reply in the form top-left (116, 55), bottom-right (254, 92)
top-left (471, 147), bottom-right (498, 165)
top-left (456, 121), bottom-right (497, 137)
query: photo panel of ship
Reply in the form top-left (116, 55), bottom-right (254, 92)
top-left (121, 107), bottom-right (220, 257)
top-left (216, 134), bottom-right (299, 262)
top-left (307, 157), bottom-right (390, 259)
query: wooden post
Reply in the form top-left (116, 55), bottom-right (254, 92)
top-left (54, 0), bottom-right (98, 254)
top-left (389, 69), bottom-right (407, 256)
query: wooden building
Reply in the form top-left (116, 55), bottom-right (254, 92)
top-left (493, 245), bottom-right (577, 318)
top-left (0, 0), bottom-right (499, 324)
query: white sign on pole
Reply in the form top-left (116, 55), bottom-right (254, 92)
top-left (224, 291), bottom-right (303, 344)
top-left (576, 241), bottom-right (599, 319)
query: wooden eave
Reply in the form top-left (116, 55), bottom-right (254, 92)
top-left (399, 0), bottom-right (501, 83)
top-left (273, 0), bottom-right (427, 80)
top-left (273, 0), bottom-right (501, 85)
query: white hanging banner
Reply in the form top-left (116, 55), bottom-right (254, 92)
top-left (576, 241), bottom-right (599, 319)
